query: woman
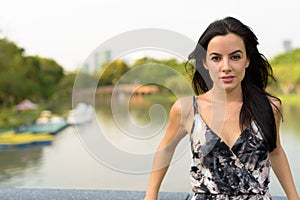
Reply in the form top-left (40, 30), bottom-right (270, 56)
top-left (144, 17), bottom-right (299, 200)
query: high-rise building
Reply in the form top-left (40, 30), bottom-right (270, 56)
top-left (283, 40), bottom-right (292, 52)
top-left (95, 50), bottom-right (111, 72)
top-left (81, 50), bottom-right (111, 74)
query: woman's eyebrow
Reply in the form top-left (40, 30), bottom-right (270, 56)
top-left (208, 52), bottom-right (221, 56)
top-left (229, 50), bottom-right (243, 55)
top-left (208, 50), bottom-right (243, 56)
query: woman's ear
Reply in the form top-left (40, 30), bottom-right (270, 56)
top-left (203, 59), bottom-right (208, 70)
top-left (245, 58), bottom-right (250, 68)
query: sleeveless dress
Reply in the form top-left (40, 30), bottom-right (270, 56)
top-left (190, 96), bottom-right (272, 200)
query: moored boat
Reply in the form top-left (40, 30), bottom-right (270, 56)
top-left (0, 131), bottom-right (54, 149)
top-left (67, 103), bottom-right (94, 125)
top-left (16, 110), bottom-right (68, 134)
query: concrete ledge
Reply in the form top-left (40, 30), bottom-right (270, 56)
top-left (0, 188), bottom-right (287, 200)
top-left (0, 188), bottom-right (190, 200)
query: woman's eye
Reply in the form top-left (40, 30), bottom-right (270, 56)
top-left (211, 56), bottom-right (220, 61)
top-left (231, 55), bottom-right (241, 60)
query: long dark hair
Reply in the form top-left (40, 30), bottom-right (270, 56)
top-left (186, 16), bottom-right (280, 152)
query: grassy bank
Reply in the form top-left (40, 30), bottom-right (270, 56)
top-left (0, 98), bottom-right (71, 130)
top-left (0, 107), bottom-right (44, 129)
top-left (143, 93), bottom-right (177, 103)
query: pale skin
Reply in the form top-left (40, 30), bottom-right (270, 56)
top-left (144, 33), bottom-right (299, 200)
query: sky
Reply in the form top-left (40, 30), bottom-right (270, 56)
top-left (0, 0), bottom-right (299, 71)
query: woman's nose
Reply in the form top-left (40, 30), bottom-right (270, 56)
top-left (221, 58), bottom-right (232, 72)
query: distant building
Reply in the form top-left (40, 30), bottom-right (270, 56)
top-left (283, 40), bottom-right (292, 52)
top-left (81, 50), bottom-right (111, 74)
top-left (95, 50), bottom-right (111, 72)
top-left (81, 63), bottom-right (90, 73)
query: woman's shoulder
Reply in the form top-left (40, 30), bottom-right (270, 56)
top-left (267, 95), bottom-right (282, 119)
top-left (170, 96), bottom-right (195, 132)
top-left (170, 94), bottom-right (210, 117)
top-left (172, 96), bottom-right (194, 113)
top-left (168, 96), bottom-right (194, 120)
top-left (267, 95), bottom-right (282, 110)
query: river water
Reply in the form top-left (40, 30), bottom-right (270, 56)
top-left (0, 96), bottom-right (299, 197)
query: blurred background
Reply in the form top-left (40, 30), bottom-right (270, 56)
top-left (0, 0), bottom-right (299, 197)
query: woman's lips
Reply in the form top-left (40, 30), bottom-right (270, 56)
top-left (221, 76), bottom-right (235, 83)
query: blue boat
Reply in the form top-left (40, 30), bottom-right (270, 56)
top-left (16, 120), bottom-right (68, 135)
top-left (16, 110), bottom-right (69, 135)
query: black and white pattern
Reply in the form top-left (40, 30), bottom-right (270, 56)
top-left (190, 96), bottom-right (271, 200)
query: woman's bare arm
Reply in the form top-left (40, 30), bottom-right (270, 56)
top-left (269, 98), bottom-right (299, 200)
top-left (144, 98), bottom-right (191, 200)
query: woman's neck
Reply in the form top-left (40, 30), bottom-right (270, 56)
top-left (208, 85), bottom-right (243, 104)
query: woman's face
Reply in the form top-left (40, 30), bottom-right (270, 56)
top-left (205, 33), bottom-right (250, 93)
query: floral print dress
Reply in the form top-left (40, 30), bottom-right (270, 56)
top-left (190, 96), bottom-right (272, 200)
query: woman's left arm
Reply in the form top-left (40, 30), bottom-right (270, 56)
top-left (269, 98), bottom-right (299, 200)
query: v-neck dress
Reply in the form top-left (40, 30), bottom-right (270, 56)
top-left (190, 96), bottom-right (272, 200)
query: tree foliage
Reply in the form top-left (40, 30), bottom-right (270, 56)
top-left (270, 48), bottom-right (300, 94)
top-left (270, 48), bottom-right (300, 66)
top-left (2, 34), bottom-right (299, 110)
top-left (120, 57), bottom-right (190, 85)
top-left (0, 38), bottom-right (64, 107)
top-left (98, 60), bottom-right (129, 86)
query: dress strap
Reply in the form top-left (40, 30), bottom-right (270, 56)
top-left (193, 96), bottom-right (199, 115)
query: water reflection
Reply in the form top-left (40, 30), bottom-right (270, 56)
top-left (281, 103), bottom-right (300, 137)
top-left (0, 95), bottom-right (299, 196)
top-left (96, 95), bottom-right (172, 139)
top-left (0, 147), bottom-right (43, 187)
top-left (271, 103), bottom-right (300, 194)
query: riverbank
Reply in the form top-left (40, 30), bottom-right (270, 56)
top-left (1, 93), bottom-right (299, 130)
top-left (0, 188), bottom-right (288, 200)
top-left (0, 99), bottom-right (71, 130)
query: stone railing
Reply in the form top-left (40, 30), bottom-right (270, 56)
top-left (0, 188), bottom-right (287, 200)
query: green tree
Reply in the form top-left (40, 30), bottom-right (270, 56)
top-left (270, 48), bottom-right (300, 94)
top-left (48, 72), bottom-right (78, 113)
top-left (0, 38), bottom-right (64, 107)
top-left (98, 60), bottom-right (129, 86)
top-left (0, 38), bottom-right (27, 106)
top-left (37, 57), bottom-right (64, 99)
top-left (270, 48), bottom-right (300, 66)
top-left (120, 57), bottom-right (190, 89)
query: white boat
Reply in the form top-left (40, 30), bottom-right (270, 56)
top-left (67, 103), bottom-right (94, 125)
